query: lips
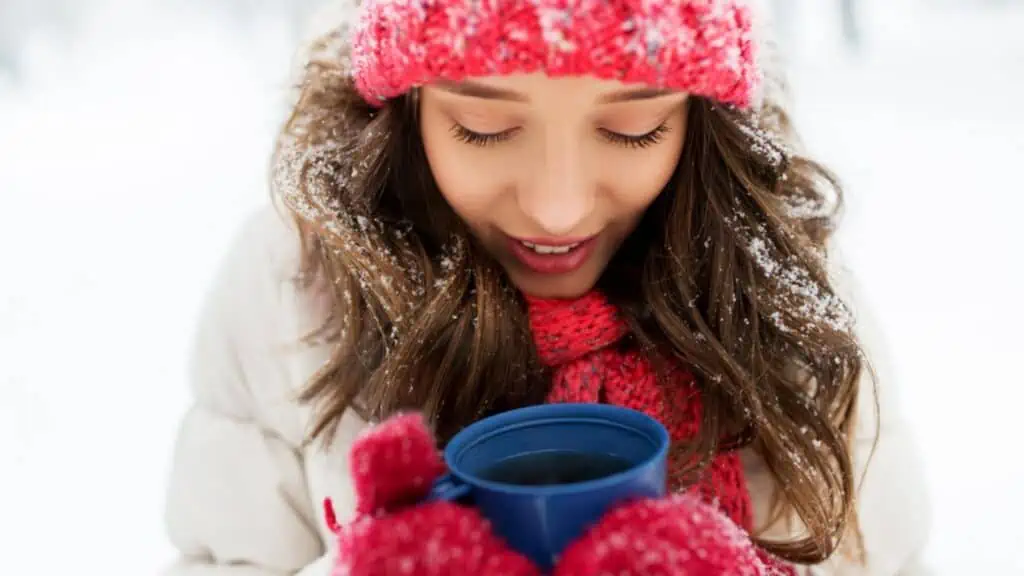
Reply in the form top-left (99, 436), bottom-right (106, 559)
top-left (506, 235), bottom-right (598, 275)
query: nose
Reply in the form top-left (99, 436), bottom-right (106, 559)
top-left (517, 138), bottom-right (594, 237)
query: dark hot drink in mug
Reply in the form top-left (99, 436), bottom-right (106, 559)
top-left (477, 450), bottom-right (635, 486)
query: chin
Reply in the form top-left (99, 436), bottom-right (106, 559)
top-left (509, 272), bottom-right (600, 300)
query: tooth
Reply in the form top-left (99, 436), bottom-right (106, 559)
top-left (519, 240), bottom-right (581, 255)
top-left (536, 245), bottom-right (570, 254)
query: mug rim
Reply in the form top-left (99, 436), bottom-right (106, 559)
top-left (444, 403), bottom-right (670, 496)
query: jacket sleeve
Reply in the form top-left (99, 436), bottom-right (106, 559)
top-left (746, 251), bottom-right (935, 576)
top-left (162, 209), bottom-right (332, 576)
top-left (814, 254), bottom-right (935, 575)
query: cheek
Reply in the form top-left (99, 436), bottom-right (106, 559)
top-left (420, 114), bottom-right (512, 221)
top-left (601, 141), bottom-right (683, 214)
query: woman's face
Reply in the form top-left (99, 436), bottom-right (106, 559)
top-left (419, 73), bottom-right (688, 299)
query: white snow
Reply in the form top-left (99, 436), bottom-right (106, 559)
top-left (1, 0), bottom-right (1022, 574)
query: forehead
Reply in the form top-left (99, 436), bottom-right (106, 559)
top-left (432, 73), bottom-right (679, 105)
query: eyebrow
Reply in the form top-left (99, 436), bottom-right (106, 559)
top-left (435, 80), bottom-right (676, 104)
top-left (599, 87), bottom-right (676, 103)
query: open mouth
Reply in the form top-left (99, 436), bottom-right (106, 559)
top-left (507, 235), bottom-right (598, 275)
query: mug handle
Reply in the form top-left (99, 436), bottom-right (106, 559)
top-left (423, 473), bottom-right (473, 503)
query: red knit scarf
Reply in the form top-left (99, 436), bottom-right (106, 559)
top-left (526, 291), bottom-right (753, 532)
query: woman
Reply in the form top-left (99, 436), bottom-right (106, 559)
top-left (163, 0), bottom-right (932, 573)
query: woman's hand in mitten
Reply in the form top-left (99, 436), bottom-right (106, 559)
top-left (323, 413), bottom-right (539, 576)
top-left (554, 493), bottom-right (796, 576)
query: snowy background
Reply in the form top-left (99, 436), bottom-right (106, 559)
top-left (1, 0), bottom-right (1021, 573)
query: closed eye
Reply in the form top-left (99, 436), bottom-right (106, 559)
top-left (599, 124), bottom-right (670, 149)
top-left (450, 123), bottom-right (520, 147)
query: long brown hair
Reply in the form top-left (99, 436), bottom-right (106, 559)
top-left (271, 25), bottom-right (873, 566)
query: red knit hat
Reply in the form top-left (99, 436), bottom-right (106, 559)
top-left (350, 0), bottom-right (762, 109)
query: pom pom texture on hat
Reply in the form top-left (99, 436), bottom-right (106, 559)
top-left (350, 0), bottom-right (761, 108)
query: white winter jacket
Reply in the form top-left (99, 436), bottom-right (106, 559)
top-left (163, 206), bottom-right (934, 576)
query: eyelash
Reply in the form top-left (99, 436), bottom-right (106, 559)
top-left (449, 124), bottom-right (518, 146)
top-left (599, 124), bottom-right (670, 149)
top-left (449, 123), bottom-right (670, 149)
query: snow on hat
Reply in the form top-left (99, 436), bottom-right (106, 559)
top-left (349, 0), bottom-right (762, 109)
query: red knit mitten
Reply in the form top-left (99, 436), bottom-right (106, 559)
top-left (554, 493), bottom-right (797, 576)
top-left (324, 413), bottom-right (539, 576)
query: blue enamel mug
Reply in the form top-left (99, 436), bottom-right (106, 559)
top-left (426, 403), bottom-right (670, 571)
